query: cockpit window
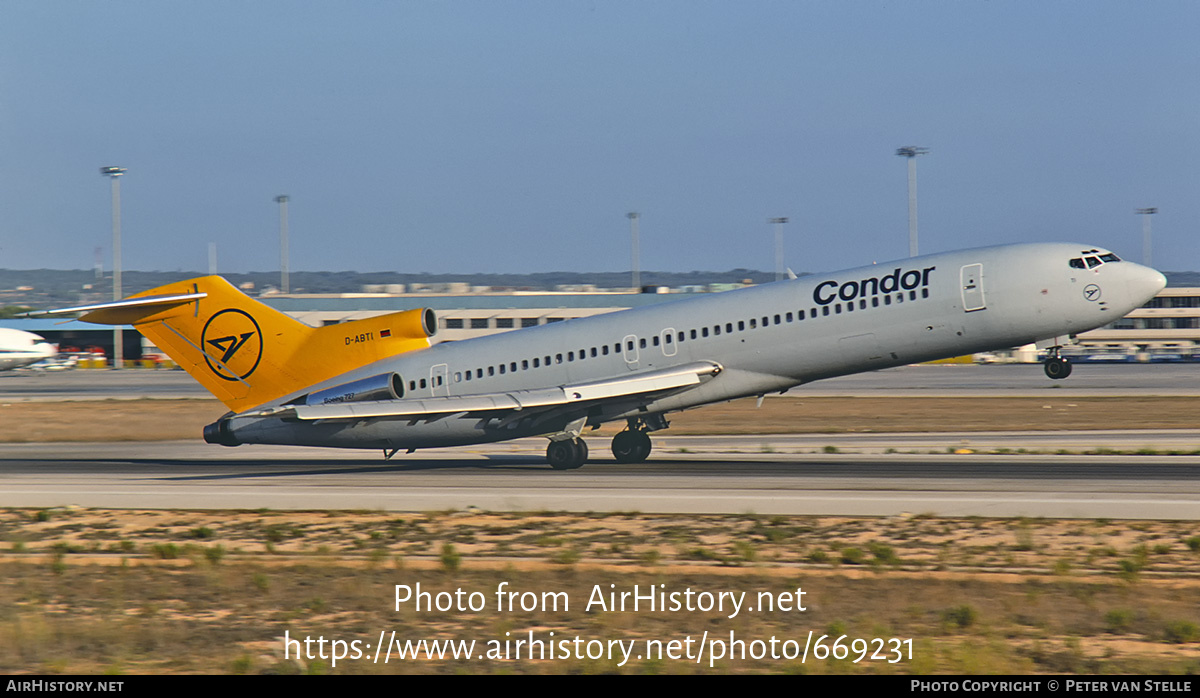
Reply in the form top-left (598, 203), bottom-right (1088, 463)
top-left (1085, 257), bottom-right (1101, 268)
top-left (1069, 258), bottom-right (1086, 269)
top-left (1099, 253), bottom-right (1121, 263)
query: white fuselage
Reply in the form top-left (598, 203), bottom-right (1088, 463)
top-left (224, 242), bottom-right (1166, 449)
top-left (0, 328), bottom-right (57, 371)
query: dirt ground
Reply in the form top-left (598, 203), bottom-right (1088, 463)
top-left (1, 508), bottom-right (1197, 674)
top-left (3, 395), bottom-right (1200, 442)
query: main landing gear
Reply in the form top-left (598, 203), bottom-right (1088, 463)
top-left (544, 415), bottom-right (666, 469)
top-left (546, 438), bottom-right (588, 470)
top-left (612, 428), bottom-right (652, 464)
top-left (1043, 347), bottom-right (1072, 380)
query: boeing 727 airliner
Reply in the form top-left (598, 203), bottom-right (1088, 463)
top-left (36, 242), bottom-right (1166, 469)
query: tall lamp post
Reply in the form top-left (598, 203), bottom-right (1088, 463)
top-left (275, 195), bottom-right (290, 294)
top-left (896, 146), bottom-right (929, 257)
top-left (1136, 207), bottom-right (1157, 267)
top-left (627, 212), bottom-right (640, 291)
top-left (100, 166), bottom-right (127, 368)
top-left (768, 217), bottom-right (788, 281)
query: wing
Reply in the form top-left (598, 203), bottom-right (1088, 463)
top-left (250, 361), bottom-right (722, 427)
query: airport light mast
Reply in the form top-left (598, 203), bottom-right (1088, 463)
top-left (768, 217), bottom-right (788, 281)
top-left (276, 195), bottom-right (290, 294)
top-left (896, 146), bottom-right (928, 257)
top-left (627, 212), bottom-right (640, 291)
top-left (1136, 207), bottom-right (1157, 268)
top-left (100, 166), bottom-right (127, 368)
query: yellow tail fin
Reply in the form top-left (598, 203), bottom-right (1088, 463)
top-left (80, 276), bottom-right (434, 412)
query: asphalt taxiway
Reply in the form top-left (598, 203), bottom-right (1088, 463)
top-left (3, 362), bottom-right (1200, 399)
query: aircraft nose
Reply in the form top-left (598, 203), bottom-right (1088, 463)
top-left (1125, 263), bottom-right (1167, 306)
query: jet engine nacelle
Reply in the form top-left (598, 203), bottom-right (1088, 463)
top-left (305, 372), bottom-right (405, 406)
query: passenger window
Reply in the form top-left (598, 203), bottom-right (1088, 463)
top-left (714, 326), bottom-right (721, 336)
top-left (567, 352), bottom-right (574, 361)
top-left (510, 362), bottom-right (517, 371)
top-left (556, 354), bottom-right (563, 364)
top-left (420, 378), bottom-right (427, 388)
top-left (533, 357), bottom-right (540, 367)
top-left (409, 380), bottom-right (416, 391)
top-left (465, 372), bottom-right (471, 381)
top-left (488, 366), bottom-right (495, 376)
top-left (499, 365), bottom-right (505, 374)
top-left (627, 340), bottom-right (634, 350)
top-left (873, 298), bottom-right (880, 307)
top-left (884, 296), bottom-right (891, 306)
top-left (454, 372), bottom-right (461, 382)
top-left (601, 345), bottom-right (609, 356)
top-left (922, 289), bottom-right (929, 298)
top-left (797, 310), bottom-right (805, 320)
top-left (1069, 258), bottom-right (1086, 269)
top-left (725, 323), bottom-right (733, 333)
top-left (835, 304), bottom-right (842, 314)
top-left (591, 347), bottom-right (598, 357)
top-left (652, 336), bottom-right (660, 346)
top-left (786, 312), bottom-right (793, 322)
top-left (476, 369), bottom-right (483, 379)
top-left (822, 306), bottom-right (830, 316)
top-left (773, 314), bottom-right (780, 324)
top-left (860, 299), bottom-right (866, 309)
top-left (846, 302), bottom-right (854, 312)
top-left (639, 338), bottom-right (646, 348)
top-left (522, 360), bottom-right (529, 370)
top-left (691, 329), bottom-right (697, 339)
top-left (702, 327), bottom-right (709, 337)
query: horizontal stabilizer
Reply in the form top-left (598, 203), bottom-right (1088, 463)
top-left (23, 292), bottom-right (207, 325)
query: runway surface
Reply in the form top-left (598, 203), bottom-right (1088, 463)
top-left (4, 435), bottom-right (1198, 519)
top-left (3, 362), bottom-right (1200, 400)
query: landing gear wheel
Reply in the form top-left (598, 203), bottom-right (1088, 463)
top-left (1044, 356), bottom-right (1072, 380)
top-left (612, 429), bottom-right (653, 463)
top-left (546, 438), bottom-right (588, 470)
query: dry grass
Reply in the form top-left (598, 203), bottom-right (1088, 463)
top-left (2, 508), bottom-right (1198, 674)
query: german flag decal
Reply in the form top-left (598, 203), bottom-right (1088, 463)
top-left (380, 329), bottom-right (392, 338)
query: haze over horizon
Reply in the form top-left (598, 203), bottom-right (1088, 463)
top-left (1, 2), bottom-right (1196, 276)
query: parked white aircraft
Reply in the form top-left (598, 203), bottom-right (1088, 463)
top-left (0, 328), bottom-right (58, 371)
top-left (37, 242), bottom-right (1164, 468)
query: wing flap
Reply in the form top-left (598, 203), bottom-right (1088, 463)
top-left (279, 361), bottom-right (721, 421)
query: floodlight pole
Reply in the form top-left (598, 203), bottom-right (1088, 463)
top-left (768, 217), bottom-right (788, 281)
top-left (276, 195), bottom-right (290, 293)
top-left (896, 146), bottom-right (929, 257)
top-left (627, 212), bottom-right (640, 291)
top-left (1136, 207), bottom-right (1157, 268)
top-left (100, 166), bottom-right (127, 368)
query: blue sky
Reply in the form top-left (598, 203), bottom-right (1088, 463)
top-left (1, 2), bottom-right (1196, 275)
